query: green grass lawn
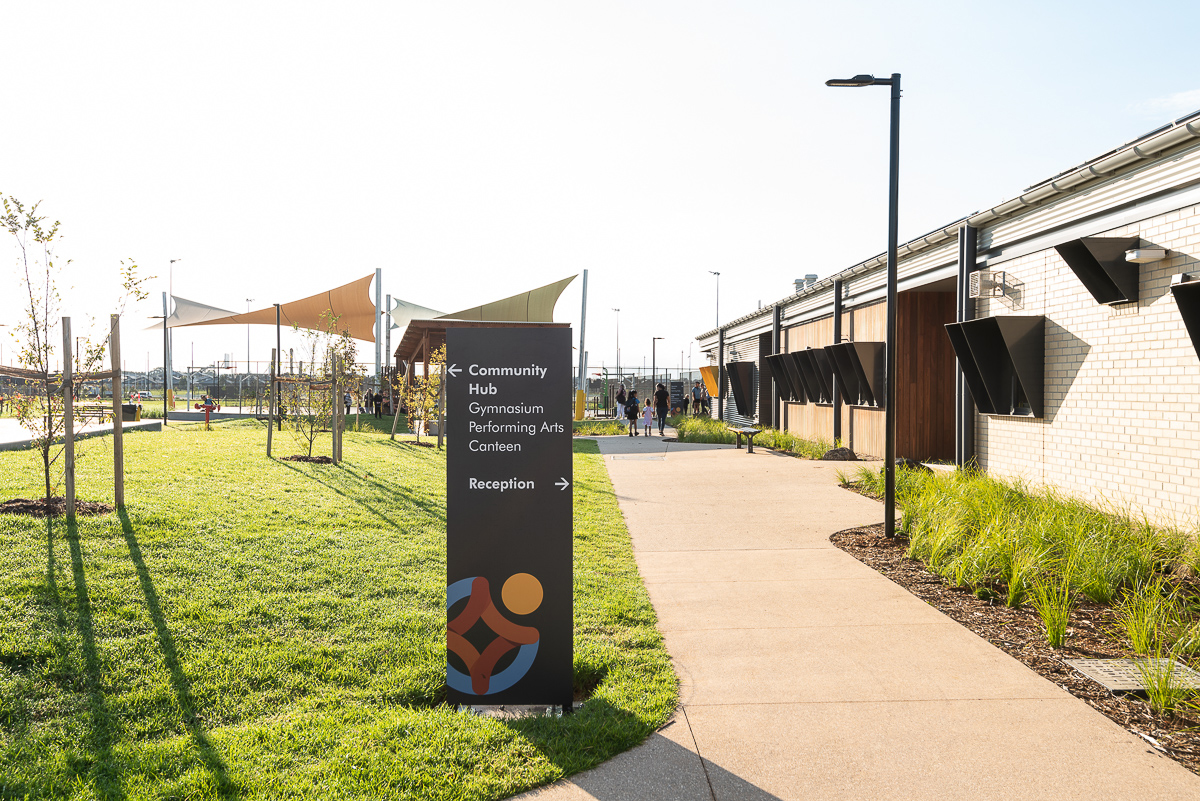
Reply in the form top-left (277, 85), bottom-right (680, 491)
top-left (0, 421), bottom-right (675, 799)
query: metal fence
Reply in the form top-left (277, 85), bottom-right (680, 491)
top-left (1, 360), bottom-right (385, 415)
top-left (577, 368), bottom-right (709, 418)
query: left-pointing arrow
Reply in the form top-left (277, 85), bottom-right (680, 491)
top-left (555, 477), bottom-right (570, 491)
top-left (446, 364), bottom-right (462, 377)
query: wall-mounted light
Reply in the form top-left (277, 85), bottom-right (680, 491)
top-left (1126, 248), bottom-right (1168, 263)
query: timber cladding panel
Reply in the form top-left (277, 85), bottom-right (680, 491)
top-left (781, 294), bottom-right (956, 460)
top-left (848, 304), bottom-right (885, 457)
top-left (898, 291), bottom-right (957, 461)
top-left (783, 317), bottom-right (834, 444)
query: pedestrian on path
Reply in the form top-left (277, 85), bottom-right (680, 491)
top-left (624, 390), bottom-right (640, 436)
top-left (344, 391), bottom-right (352, 415)
top-left (653, 382), bottom-right (670, 435)
top-left (690, 380), bottom-right (704, 415)
top-left (642, 398), bottom-right (654, 436)
top-left (372, 390), bottom-right (383, 418)
top-left (615, 382), bottom-right (627, 420)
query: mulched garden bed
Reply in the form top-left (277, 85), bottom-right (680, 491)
top-left (0, 497), bottom-right (114, 518)
top-left (831, 523), bottom-right (1200, 775)
top-left (280, 455), bottom-right (334, 464)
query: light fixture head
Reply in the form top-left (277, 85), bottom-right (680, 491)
top-left (709, 270), bottom-right (720, 276)
top-left (826, 74), bottom-right (876, 87)
top-left (1126, 248), bottom-right (1168, 264)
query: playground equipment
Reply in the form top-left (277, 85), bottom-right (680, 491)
top-left (194, 395), bottom-right (220, 429)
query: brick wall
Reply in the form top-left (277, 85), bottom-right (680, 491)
top-left (976, 203), bottom-right (1200, 524)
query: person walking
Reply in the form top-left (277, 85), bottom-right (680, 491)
top-left (344, 391), bottom-right (352, 415)
top-left (624, 389), bottom-right (640, 436)
top-left (372, 390), bottom-right (383, 418)
top-left (615, 382), bottom-right (627, 420)
top-left (641, 398), bottom-right (654, 437)
top-left (653, 382), bottom-right (670, 436)
top-left (690, 380), bottom-right (704, 416)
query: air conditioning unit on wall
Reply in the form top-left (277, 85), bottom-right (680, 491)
top-left (969, 270), bottom-right (1006, 299)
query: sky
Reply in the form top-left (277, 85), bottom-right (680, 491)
top-left (3, 0), bottom-right (1199, 379)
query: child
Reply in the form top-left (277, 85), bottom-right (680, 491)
top-left (625, 390), bottom-right (640, 436)
top-left (642, 398), bottom-right (654, 436)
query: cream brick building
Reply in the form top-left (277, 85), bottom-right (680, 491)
top-left (698, 111), bottom-right (1200, 524)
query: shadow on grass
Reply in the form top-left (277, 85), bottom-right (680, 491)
top-left (53, 516), bottom-right (128, 800)
top-left (275, 457), bottom-right (445, 527)
top-left (116, 509), bottom-right (237, 798)
top-left (504, 700), bottom-right (782, 800)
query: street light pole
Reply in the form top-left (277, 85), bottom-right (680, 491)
top-left (245, 298), bottom-right (254, 413)
top-left (275, 303), bottom-right (282, 431)
top-left (612, 308), bottom-right (620, 386)
top-left (826, 72), bottom-right (901, 538)
top-left (652, 337), bottom-right (664, 389)
top-left (166, 259), bottom-right (181, 422)
top-left (709, 271), bottom-right (720, 328)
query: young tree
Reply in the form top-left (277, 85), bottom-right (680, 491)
top-left (3, 194), bottom-right (148, 512)
top-left (401, 344), bottom-right (445, 445)
top-left (281, 311), bottom-right (359, 457)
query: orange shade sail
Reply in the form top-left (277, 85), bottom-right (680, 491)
top-left (181, 274), bottom-right (379, 342)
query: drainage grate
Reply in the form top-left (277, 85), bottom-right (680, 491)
top-left (1065, 658), bottom-right (1200, 692)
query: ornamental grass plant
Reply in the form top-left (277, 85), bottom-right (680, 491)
top-left (671, 415), bottom-right (832, 458)
top-left (571, 419), bottom-right (629, 436)
top-left (843, 465), bottom-right (1200, 654)
top-left (1029, 559), bottom-right (1076, 648)
top-left (1117, 578), bottom-right (1182, 655)
top-left (1136, 655), bottom-right (1198, 717)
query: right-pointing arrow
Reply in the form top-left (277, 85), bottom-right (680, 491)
top-left (555, 477), bottom-right (570, 491)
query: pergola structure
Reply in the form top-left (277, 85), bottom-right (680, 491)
top-left (390, 319), bottom-right (569, 440)
top-left (394, 319), bottom-right (569, 376)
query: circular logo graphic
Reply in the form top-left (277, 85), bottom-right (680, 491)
top-left (446, 575), bottom-right (542, 695)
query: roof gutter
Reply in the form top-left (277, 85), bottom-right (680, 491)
top-left (697, 110), bottom-right (1200, 343)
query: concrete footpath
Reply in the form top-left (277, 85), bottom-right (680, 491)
top-left (0, 417), bottom-right (161, 451)
top-left (517, 435), bottom-right (1200, 800)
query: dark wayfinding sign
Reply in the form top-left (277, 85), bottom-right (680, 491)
top-left (445, 326), bottom-right (573, 707)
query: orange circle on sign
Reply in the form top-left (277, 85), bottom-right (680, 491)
top-left (502, 573), bottom-right (543, 615)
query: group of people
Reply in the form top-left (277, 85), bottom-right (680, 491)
top-left (615, 382), bottom-right (673, 437)
top-left (613, 379), bottom-right (712, 437)
top-left (345, 390), bottom-right (386, 418)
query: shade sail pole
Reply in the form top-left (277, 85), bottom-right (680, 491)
top-left (374, 269), bottom-right (382, 391)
